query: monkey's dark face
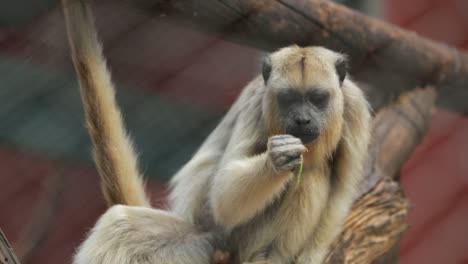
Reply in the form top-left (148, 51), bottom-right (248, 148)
top-left (276, 88), bottom-right (330, 144)
top-left (262, 45), bottom-right (347, 144)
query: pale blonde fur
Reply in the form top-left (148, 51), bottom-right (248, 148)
top-left (64, 2), bottom-right (371, 262)
top-left (74, 205), bottom-right (214, 264)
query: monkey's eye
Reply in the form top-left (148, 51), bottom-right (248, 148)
top-left (307, 90), bottom-right (329, 110)
top-left (277, 90), bottom-right (300, 106)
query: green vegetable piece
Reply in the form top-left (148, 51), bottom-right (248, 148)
top-left (295, 155), bottom-right (304, 189)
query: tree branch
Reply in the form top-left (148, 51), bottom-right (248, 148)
top-left (130, 0), bottom-right (467, 113)
top-left (325, 178), bottom-right (409, 264)
top-left (359, 87), bottom-right (436, 196)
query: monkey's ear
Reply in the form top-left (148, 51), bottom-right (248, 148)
top-left (262, 57), bottom-right (272, 85)
top-left (335, 58), bottom-right (348, 86)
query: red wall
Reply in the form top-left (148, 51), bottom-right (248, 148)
top-left (386, 1), bottom-right (468, 263)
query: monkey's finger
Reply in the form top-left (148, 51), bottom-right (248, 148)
top-left (275, 154), bottom-right (302, 166)
top-left (271, 151), bottom-right (302, 163)
top-left (269, 137), bottom-right (302, 147)
top-left (271, 144), bottom-right (307, 155)
top-left (270, 134), bottom-right (297, 140)
top-left (274, 156), bottom-right (289, 167)
top-left (274, 157), bottom-right (302, 171)
top-left (282, 159), bottom-right (303, 171)
top-left (271, 154), bottom-right (304, 166)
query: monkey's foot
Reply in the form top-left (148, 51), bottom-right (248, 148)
top-left (213, 250), bottom-right (231, 264)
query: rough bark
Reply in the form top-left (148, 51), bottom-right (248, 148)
top-left (130, 0), bottom-right (467, 113)
top-left (325, 178), bottom-right (409, 264)
top-left (325, 88), bottom-right (436, 263)
top-left (359, 88), bottom-right (437, 196)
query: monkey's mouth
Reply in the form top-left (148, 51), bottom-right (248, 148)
top-left (290, 132), bottom-right (320, 144)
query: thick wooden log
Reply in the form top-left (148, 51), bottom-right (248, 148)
top-left (371, 88), bottom-right (436, 179)
top-left (131, 0), bottom-right (467, 113)
top-left (325, 88), bottom-right (436, 263)
top-left (359, 88), bottom-right (437, 196)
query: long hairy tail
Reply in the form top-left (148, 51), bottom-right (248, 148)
top-left (62, 0), bottom-right (149, 207)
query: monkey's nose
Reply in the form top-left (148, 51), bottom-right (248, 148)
top-left (294, 117), bottom-right (311, 126)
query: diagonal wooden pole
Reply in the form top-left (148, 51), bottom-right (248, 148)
top-left (130, 0), bottom-right (467, 113)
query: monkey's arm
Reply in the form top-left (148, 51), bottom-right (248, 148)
top-left (168, 78), bottom-right (269, 223)
top-left (297, 80), bottom-right (372, 263)
top-left (210, 133), bottom-right (306, 229)
top-left (210, 152), bottom-right (283, 229)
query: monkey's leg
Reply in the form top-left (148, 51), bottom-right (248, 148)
top-left (74, 205), bottom-right (214, 264)
top-left (295, 187), bottom-right (354, 264)
top-left (210, 135), bottom-right (306, 229)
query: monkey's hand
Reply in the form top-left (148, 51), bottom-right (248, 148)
top-left (267, 135), bottom-right (307, 173)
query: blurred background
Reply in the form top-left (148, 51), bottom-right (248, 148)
top-left (0, 0), bottom-right (467, 263)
